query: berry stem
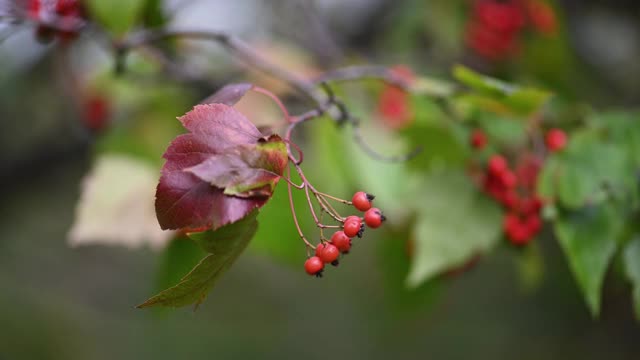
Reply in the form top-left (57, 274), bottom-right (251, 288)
top-left (286, 165), bottom-right (315, 251)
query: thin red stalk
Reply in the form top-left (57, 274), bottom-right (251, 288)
top-left (251, 85), bottom-right (291, 121)
top-left (286, 165), bottom-right (314, 250)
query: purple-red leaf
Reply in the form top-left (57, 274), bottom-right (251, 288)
top-left (156, 104), bottom-right (288, 232)
top-left (201, 83), bottom-right (253, 106)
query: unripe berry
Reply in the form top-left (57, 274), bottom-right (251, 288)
top-left (331, 231), bottom-right (351, 253)
top-left (318, 243), bottom-right (340, 263)
top-left (545, 128), bottom-right (567, 152)
top-left (352, 191), bottom-right (374, 212)
top-left (364, 208), bottom-right (385, 228)
top-left (343, 220), bottom-right (361, 238)
top-left (470, 129), bottom-right (487, 149)
top-left (488, 154), bottom-right (508, 175)
top-left (304, 256), bottom-right (324, 276)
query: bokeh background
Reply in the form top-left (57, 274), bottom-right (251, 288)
top-left (1, 0), bottom-right (640, 359)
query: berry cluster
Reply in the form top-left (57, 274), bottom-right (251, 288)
top-left (304, 192), bottom-right (385, 277)
top-left (27, 0), bottom-right (85, 42)
top-left (470, 127), bottom-right (567, 245)
top-left (465, 0), bottom-right (558, 61)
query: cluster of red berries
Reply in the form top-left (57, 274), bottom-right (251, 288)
top-left (465, 0), bottom-right (558, 61)
top-left (304, 192), bottom-right (385, 277)
top-left (470, 127), bottom-right (567, 245)
top-left (27, 0), bottom-right (85, 42)
top-left (377, 65), bottom-right (415, 130)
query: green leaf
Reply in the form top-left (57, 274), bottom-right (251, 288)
top-left (623, 237), bottom-right (640, 320)
top-left (86, 0), bottom-right (146, 36)
top-left (554, 205), bottom-right (623, 316)
top-left (137, 211), bottom-right (258, 308)
top-left (452, 65), bottom-right (552, 116)
top-left (406, 171), bottom-right (502, 287)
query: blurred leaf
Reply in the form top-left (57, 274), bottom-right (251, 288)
top-left (406, 171), bottom-right (502, 287)
top-left (86, 0), bottom-right (146, 36)
top-left (554, 205), bottom-right (623, 316)
top-left (379, 226), bottom-right (443, 314)
top-left (141, 0), bottom-right (167, 28)
top-left (453, 65), bottom-right (516, 96)
top-left (538, 130), bottom-right (635, 209)
top-left (138, 211), bottom-right (258, 308)
top-left (623, 237), bottom-right (640, 320)
top-left (453, 65), bottom-right (552, 116)
top-left (516, 242), bottom-right (545, 293)
top-left (67, 154), bottom-right (173, 250)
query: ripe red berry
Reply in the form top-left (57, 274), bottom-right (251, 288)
top-left (304, 256), bottom-right (324, 276)
top-left (364, 208), bottom-right (385, 229)
top-left (525, 214), bottom-right (542, 234)
top-left (331, 231), bottom-right (351, 253)
top-left (343, 220), bottom-right (361, 238)
top-left (545, 128), bottom-right (567, 152)
top-left (503, 213), bottom-right (532, 245)
top-left (317, 243), bottom-right (340, 263)
top-left (352, 191), bottom-right (374, 211)
top-left (470, 129), bottom-right (487, 149)
top-left (488, 154), bottom-right (508, 175)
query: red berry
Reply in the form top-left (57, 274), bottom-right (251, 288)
top-left (352, 191), bottom-right (374, 211)
top-left (378, 86), bottom-right (413, 129)
top-left (488, 154), bottom-right (508, 175)
top-left (470, 129), bottom-right (487, 149)
top-left (331, 231), bottom-right (351, 253)
top-left (545, 128), bottom-right (567, 152)
top-left (343, 220), bottom-right (361, 238)
top-left (525, 214), bottom-right (542, 234)
top-left (499, 170), bottom-right (517, 188)
top-left (317, 243), bottom-right (340, 263)
top-left (364, 208), bottom-right (385, 229)
top-left (304, 256), bottom-right (324, 276)
top-left (476, 0), bottom-right (525, 32)
top-left (503, 213), bottom-right (532, 245)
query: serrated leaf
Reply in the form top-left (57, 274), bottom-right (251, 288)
top-left (554, 205), bottom-right (623, 316)
top-left (137, 211), bottom-right (258, 308)
top-left (156, 104), bottom-right (285, 232)
top-left (623, 237), bottom-right (640, 320)
top-left (86, 0), bottom-right (146, 36)
top-left (406, 171), bottom-right (502, 287)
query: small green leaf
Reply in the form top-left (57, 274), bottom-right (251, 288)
top-left (86, 0), bottom-right (146, 36)
top-left (406, 171), bottom-right (502, 287)
top-left (623, 237), bottom-right (640, 320)
top-left (137, 211), bottom-right (258, 308)
top-left (554, 205), bottom-right (623, 316)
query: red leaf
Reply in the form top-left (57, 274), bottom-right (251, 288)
top-left (156, 104), bottom-right (287, 232)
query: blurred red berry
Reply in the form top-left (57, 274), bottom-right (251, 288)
top-left (378, 87), bottom-right (413, 129)
top-left (83, 95), bottom-right (111, 133)
top-left (527, 0), bottom-right (558, 35)
top-left (470, 129), bottom-right (488, 149)
top-left (475, 0), bottom-right (525, 32)
top-left (545, 128), bottom-right (567, 152)
top-left (343, 220), bottom-right (361, 238)
top-left (488, 154), bottom-right (508, 175)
